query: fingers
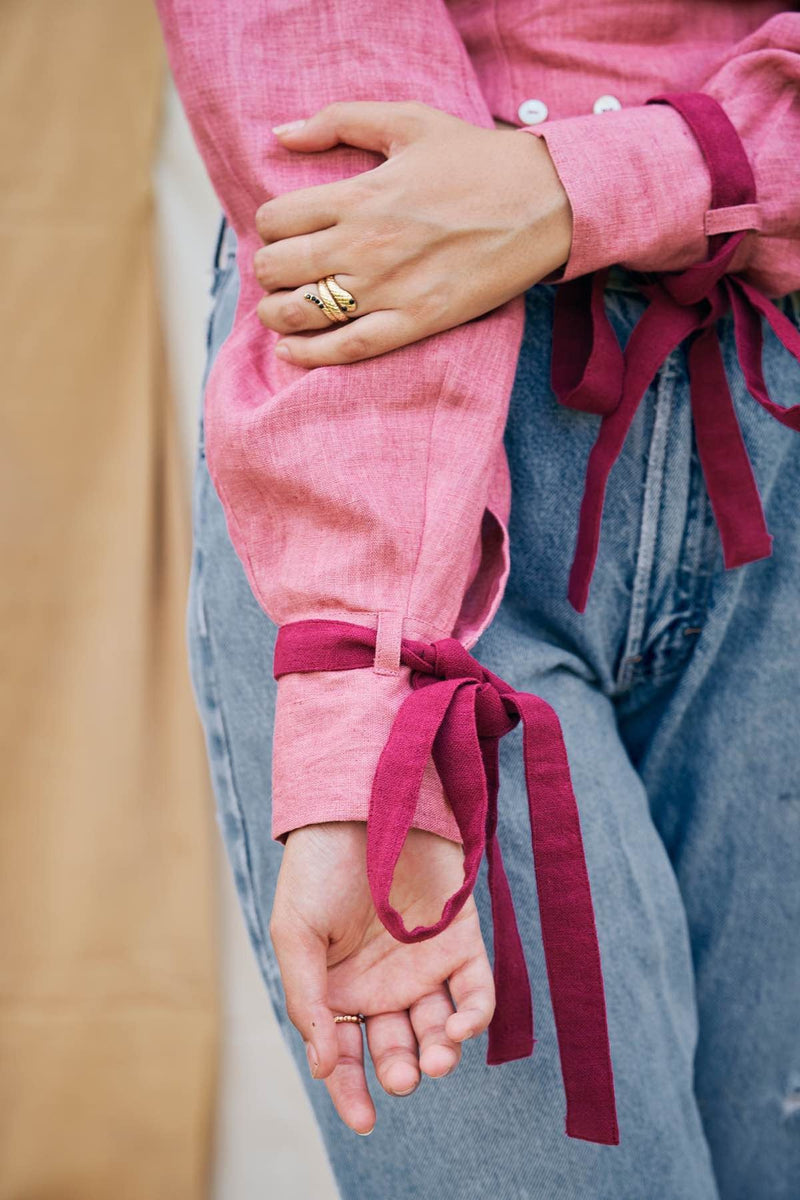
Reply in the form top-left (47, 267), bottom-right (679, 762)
top-left (257, 99), bottom-right (444, 246)
top-left (256, 276), bottom-right (366, 336)
top-left (365, 1010), bottom-right (420, 1097)
top-left (444, 944), bottom-right (496, 1045)
top-left (409, 985), bottom-right (462, 1078)
top-left (326, 1001), bottom-right (460, 1132)
top-left (268, 918), bottom-right (339, 1080)
top-left (272, 99), bottom-right (432, 159)
top-left (323, 1018), bottom-right (376, 1136)
top-left (272, 308), bottom-right (420, 368)
top-left (253, 228), bottom-right (342, 291)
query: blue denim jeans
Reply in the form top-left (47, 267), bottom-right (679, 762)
top-left (188, 218), bottom-right (800, 1200)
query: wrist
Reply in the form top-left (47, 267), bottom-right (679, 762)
top-left (512, 127), bottom-right (573, 281)
top-left (272, 663), bottom-right (462, 845)
top-left (518, 104), bottom-right (712, 281)
top-left (535, 137), bottom-right (573, 276)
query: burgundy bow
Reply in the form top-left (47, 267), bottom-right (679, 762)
top-left (274, 618), bottom-right (619, 1145)
top-left (551, 92), bottom-right (800, 612)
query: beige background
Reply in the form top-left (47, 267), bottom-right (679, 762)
top-left (0, 4), bottom-right (217, 1195)
top-left (0, 0), bottom-right (340, 1189)
top-left (154, 78), bottom-right (340, 1200)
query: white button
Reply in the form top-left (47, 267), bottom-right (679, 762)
top-left (517, 98), bottom-right (549, 125)
top-left (593, 94), bottom-right (622, 114)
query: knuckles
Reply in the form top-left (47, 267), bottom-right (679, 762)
top-left (409, 284), bottom-right (448, 326)
top-left (317, 100), bottom-right (348, 124)
top-left (339, 331), bottom-right (371, 362)
top-left (254, 204), bottom-right (274, 242)
top-left (253, 248), bottom-right (274, 288)
top-left (282, 300), bottom-right (310, 331)
top-left (268, 912), bottom-right (288, 949)
top-left (291, 328), bottom-right (372, 366)
top-left (355, 223), bottom-right (396, 258)
top-left (256, 296), bottom-right (314, 333)
top-left (283, 994), bottom-right (304, 1030)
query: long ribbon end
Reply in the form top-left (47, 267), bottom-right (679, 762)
top-left (566, 1112), bottom-right (621, 1146)
top-left (485, 1033), bottom-right (536, 1066)
top-left (721, 531), bottom-right (773, 571)
top-left (567, 569), bottom-right (590, 613)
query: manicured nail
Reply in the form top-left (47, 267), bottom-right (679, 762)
top-left (275, 342), bottom-right (292, 360)
top-left (305, 1041), bottom-right (319, 1078)
top-left (356, 1126), bottom-right (375, 1136)
top-left (272, 119), bottom-right (306, 135)
top-left (392, 1084), bottom-right (417, 1096)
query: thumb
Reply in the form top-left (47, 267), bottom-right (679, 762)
top-left (272, 100), bottom-right (424, 157)
top-left (270, 915), bottom-right (339, 1080)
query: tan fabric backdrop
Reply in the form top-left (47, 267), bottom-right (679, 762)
top-left (0, 2), bottom-right (219, 1196)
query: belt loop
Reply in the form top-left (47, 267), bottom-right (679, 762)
top-left (373, 611), bottom-right (403, 675)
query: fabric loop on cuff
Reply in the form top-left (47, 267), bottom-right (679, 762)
top-left (549, 90), bottom-right (800, 612)
top-left (373, 609), bottom-right (403, 675)
top-left (274, 617), bottom-right (620, 1146)
top-left (705, 203), bottom-right (762, 237)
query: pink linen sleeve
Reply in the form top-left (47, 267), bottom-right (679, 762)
top-left (153, 1), bottom-right (526, 843)
top-left (521, 13), bottom-right (800, 297)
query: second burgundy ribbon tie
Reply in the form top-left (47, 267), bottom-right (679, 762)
top-left (551, 92), bottom-right (800, 613)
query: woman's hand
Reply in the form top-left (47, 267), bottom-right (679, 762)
top-left (269, 820), bottom-right (495, 1136)
top-left (254, 100), bottom-right (571, 367)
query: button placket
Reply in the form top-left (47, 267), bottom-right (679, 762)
top-left (593, 95), bottom-right (622, 114)
top-left (517, 98), bottom-right (548, 125)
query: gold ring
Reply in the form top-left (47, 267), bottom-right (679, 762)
top-left (333, 1013), bottom-right (367, 1024)
top-left (323, 276), bottom-right (357, 312)
top-left (316, 277), bottom-right (349, 322)
top-left (303, 275), bottom-right (358, 324)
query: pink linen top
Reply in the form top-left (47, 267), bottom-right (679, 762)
top-left (156, 0), bottom-right (800, 843)
top-left (154, 0), bottom-right (800, 1145)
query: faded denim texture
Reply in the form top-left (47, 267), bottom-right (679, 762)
top-left (188, 221), bottom-right (800, 1199)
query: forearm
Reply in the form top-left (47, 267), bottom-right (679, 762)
top-left (155, 2), bottom-right (528, 842)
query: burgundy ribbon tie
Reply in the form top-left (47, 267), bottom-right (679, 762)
top-left (274, 618), bottom-right (620, 1145)
top-left (551, 92), bottom-right (800, 612)
top-left (266, 90), bottom-right (800, 1148)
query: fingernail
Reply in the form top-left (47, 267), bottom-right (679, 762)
top-left (272, 119), bottom-right (306, 135)
top-left (275, 342), bottom-right (292, 361)
top-left (305, 1041), bottom-right (319, 1078)
top-left (356, 1126), bottom-right (375, 1136)
top-left (392, 1084), bottom-right (417, 1096)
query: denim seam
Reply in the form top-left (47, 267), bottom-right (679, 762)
top-left (212, 212), bottom-right (228, 274)
top-left (648, 452), bottom-right (716, 685)
top-left (196, 583), bottom-right (287, 1010)
top-left (190, 443), bottom-right (285, 1018)
top-left (615, 353), bottom-right (679, 692)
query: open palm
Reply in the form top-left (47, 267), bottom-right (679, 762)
top-left (270, 821), bottom-right (495, 1135)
